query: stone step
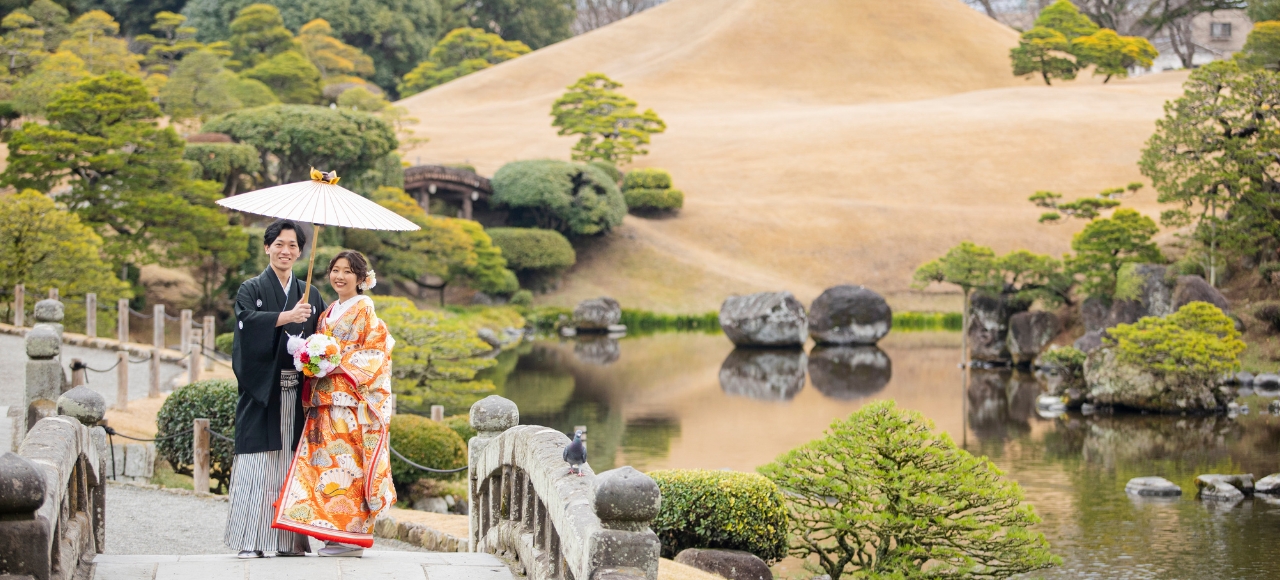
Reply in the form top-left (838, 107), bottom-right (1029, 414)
top-left (91, 551), bottom-right (512, 580)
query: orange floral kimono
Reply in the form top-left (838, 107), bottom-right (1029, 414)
top-left (272, 296), bottom-right (396, 547)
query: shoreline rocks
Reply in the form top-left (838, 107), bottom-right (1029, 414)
top-left (573, 297), bottom-right (622, 331)
top-left (967, 292), bottom-right (1012, 363)
top-left (1007, 311), bottom-right (1059, 366)
top-left (1082, 348), bottom-right (1223, 413)
top-left (719, 292), bottom-right (808, 347)
top-left (807, 285), bottom-right (891, 345)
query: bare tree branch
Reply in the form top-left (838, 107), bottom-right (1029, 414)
top-left (573, 0), bottom-right (666, 34)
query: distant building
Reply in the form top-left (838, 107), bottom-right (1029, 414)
top-left (1136, 10), bottom-right (1253, 75)
top-left (961, 2), bottom-right (1255, 76)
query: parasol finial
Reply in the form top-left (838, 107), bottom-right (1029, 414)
top-left (310, 167), bottom-right (340, 185)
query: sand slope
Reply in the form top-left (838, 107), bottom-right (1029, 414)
top-left (399, 0), bottom-right (1187, 312)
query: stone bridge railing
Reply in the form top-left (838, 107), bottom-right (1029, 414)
top-left (468, 396), bottom-right (661, 580)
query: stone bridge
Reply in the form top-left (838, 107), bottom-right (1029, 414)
top-left (0, 303), bottom-right (662, 580)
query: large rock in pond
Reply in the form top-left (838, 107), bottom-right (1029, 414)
top-left (574, 297), bottom-right (622, 331)
top-left (1196, 474), bottom-right (1253, 502)
top-left (967, 292), bottom-right (1011, 363)
top-left (1125, 476), bottom-right (1182, 497)
top-left (718, 348), bottom-right (806, 401)
top-left (1006, 311), bottom-right (1059, 366)
top-left (674, 549), bottom-right (772, 580)
top-left (1173, 275), bottom-right (1230, 313)
top-left (807, 285), bottom-right (891, 345)
top-left (1080, 264), bottom-right (1175, 332)
top-left (719, 292), bottom-right (807, 347)
top-left (1083, 348), bottom-right (1224, 412)
top-left (1256, 474), bottom-right (1280, 494)
top-left (807, 346), bottom-right (891, 400)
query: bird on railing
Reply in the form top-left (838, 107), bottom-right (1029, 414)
top-left (563, 429), bottom-right (587, 476)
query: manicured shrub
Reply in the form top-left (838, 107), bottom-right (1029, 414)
top-left (388, 414), bottom-right (468, 484)
top-left (1107, 301), bottom-right (1245, 380)
top-left (623, 188), bottom-right (684, 212)
top-left (622, 168), bottom-right (672, 190)
top-left (759, 400), bottom-right (1058, 579)
top-left (442, 414), bottom-right (476, 444)
top-left (649, 469), bottom-right (789, 562)
top-left (215, 332), bottom-right (234, 355)
top-left (509, 289), bottom-right (534, 307)
top-left (589, 160), bottom-right (622, 184)
top-left (156, 379), bottom-right (238, 493)
top-left (491, 160), bottom-right (626, 236)
top-left (1040, 345), bottom-right (1086, 380)
top-left (622, 168), bottom-right (683, 213)
top-left (486, 227), bottom-right (577, 273)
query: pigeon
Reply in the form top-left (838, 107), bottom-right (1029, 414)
top-left (563, 430), bottom-right (587, 476)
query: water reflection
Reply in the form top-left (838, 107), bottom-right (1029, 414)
top-left (472, 333), bottom-right (1280, 579)
top-left (718, 348), bottom-right (807, 401)
top-left (967, 369), bottom-right (1040, 442)
top-left (573, 335), bottom-right (621, 365)
top-left (807, 346), bottom-right (892, 400)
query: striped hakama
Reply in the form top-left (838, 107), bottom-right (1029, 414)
top-left (223, 375), bottom-right (309, 553)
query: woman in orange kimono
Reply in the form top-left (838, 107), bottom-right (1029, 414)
top-left (273, 250), bottom-right (396, 557)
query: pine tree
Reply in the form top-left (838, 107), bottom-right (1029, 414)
top-left (550, 72), bottom-right (666, 165)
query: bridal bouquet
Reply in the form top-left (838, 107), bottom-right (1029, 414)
top-left (287, 333), bottom-right (341, 378)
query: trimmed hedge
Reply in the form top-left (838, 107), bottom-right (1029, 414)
top-left (443, 414), bottom-right (477, 444)
top-left (589, 160), bottom-right (623, 184)
top-left (215, 332), bottom-right (234, 355)
top-left (491, 160), bottom-right (626, 236)
top-left (623, 188), bottom-right (684, 212)
top-left (486, 227), bottom-right (577, 273)
top-left (389, 414), bottom-right (468, 484)
top-left (156, 379), bottom-right (238, 493)
top-left (623, 168), bottom-right (672, 190)
top-left (648, 469), bottom-right (789, 562)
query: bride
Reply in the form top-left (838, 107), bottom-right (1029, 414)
top-left (272, 250), bottom-right (397, 557)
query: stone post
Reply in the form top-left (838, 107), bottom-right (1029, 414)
top-left (25, 300), bottom-right (66, 436)
top-left (193, 418), bottom-right (210, 494)
top-left (13, 284), bottom-right (23, 327)
top-left (189, 330), bottom-right (203, 384)
top-left (85, 293), bottom-right (97, 338)
top-left (180, 309), bottom-right (192, 355)
top-left (468, 395), bottom-right (519, 548)
top-left (153, 304), bottom-right (165, 351)
top-left (0, 452), bottom-right (50, 579)
top-left (148, 351), bottom-right (160, 398)
top-left (203, 315), bottom-right (216, 371)
top-left (116, 351), bottom-right (129, 411)
top-left (57, 384), bottom-right (105, 427)
top-left (47, 288), bottom-right (57, 300)
top-left (590, 467), bottom-right (663, 580)
top-left (117, 299), bottom-right (129, 345)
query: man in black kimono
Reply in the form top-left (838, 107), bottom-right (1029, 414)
top-left (224, 220), bottom-right (327, 558)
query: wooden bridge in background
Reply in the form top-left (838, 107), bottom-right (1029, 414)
top-left (404, 165), bottom-right (503, 224)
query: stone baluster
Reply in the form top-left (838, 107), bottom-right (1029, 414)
top-left (0, 452), bottom-right (49, 578)
top-left (592, 467), bottom-right (663, 579)
top-left (468, 395), bottom-right (519, 548)
top-left (25, 300), bottom-right (67, 438)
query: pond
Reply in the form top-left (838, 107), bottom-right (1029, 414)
top-left (477, 331), bottom-right (1280, 580)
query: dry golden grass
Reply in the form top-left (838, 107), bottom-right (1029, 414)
top-left (104, 392), bottom-right (168, 439)
top-left (399, 0), bottom-right (1188, 312)
top-left (659, 558), bottom-right (729, 580)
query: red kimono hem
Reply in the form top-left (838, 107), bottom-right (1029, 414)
top-left (270, 519), bottom-right (374, 548)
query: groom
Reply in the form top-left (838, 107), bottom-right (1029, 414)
top-left (225, 219), bottom-right (327, 558)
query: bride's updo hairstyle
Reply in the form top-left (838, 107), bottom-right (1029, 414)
top-left (328, 250), bottom-right (371, 294)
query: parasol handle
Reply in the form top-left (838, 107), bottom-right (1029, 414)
top-left (302, 223), bottom-right (322, 307)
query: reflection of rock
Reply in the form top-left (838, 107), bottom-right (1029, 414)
top-left (718, 348), bottom-right (807, 401)
top-left (967, 292), bottom-right (1012, 363)
top-left (1080, 415), bottom-right (1239, 469)
top-left (807, 346), bottom-right (891, 400)
top-left (967, 369), bottom-right (1040, 441)
top-left (1083, 348), bottom-right (1224, 412)
top-left (719, 292), bottom-right (808, 347)
top-left (807, 285), bottom-right (891, 345)
top-left (1007, 311), bottom-right (1059, 366)
top-left (574, 336), bottom-right (621, 365)
top-left (574, 297), bottom-right (622, 330)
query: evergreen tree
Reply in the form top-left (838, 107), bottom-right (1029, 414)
top-left (297, 18), bottom-right (374, 84)
top-left (1073, 29), bottom-right (1157, 82)
top-left (12, 49), bottom-right (87, 117)
top-left (25, 0), bottom-right (68, 51)
top-left (1248, 0), bottom-right (1280, 23)
top-left (239, 49), bottom-right (322, 103)
top-left (1067, 208), bottom-right (1163, 301)
top-left (226, 3), bottom-right (296, 70)
top-left (57, 10), bottom-right (141, 76)
top-left (397, 27), bottom-right (530, 96)
top-left (1238, 21), bottom-right (1280, 71)
top-left (0, 11), bottom-right (48, 83)
top-left (0, 189), bottom-right (130, 302)
top-left (159, 48), bottom-right (243, 123)
top-left (134, 11), bottom-right (206, 77)
top-left (2, 72), bottom-right (241, 270)
top-left (1009, 0), bottom-right (1104, 85)
top-left (550, 72), bottom-right (666, 164)
top-left (460, 0), bottom-right (574, 50)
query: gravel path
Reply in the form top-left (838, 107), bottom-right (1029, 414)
top-left (105, 484), bottom-right (426, 555)
top-left (0, 333), bottom-right (185, 408)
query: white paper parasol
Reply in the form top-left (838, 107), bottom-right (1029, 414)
top-left (216, 168), bottom-right (420, 303)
